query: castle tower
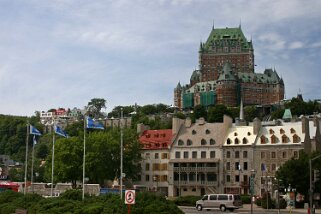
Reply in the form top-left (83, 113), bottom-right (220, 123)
top-left (216, 62), bottom-right (237, 106)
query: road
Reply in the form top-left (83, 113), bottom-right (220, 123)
top-left (179, 204), bottom-right (321, 214)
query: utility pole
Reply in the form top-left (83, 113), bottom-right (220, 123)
top-left (310, 154), bottom-right (321, 214)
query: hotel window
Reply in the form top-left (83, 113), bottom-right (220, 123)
top-left (243, 151), bottom-right (248, 158)
top-left (210, 151), bottom-right (216, 158)
top-left (243, 162), bottom-right (248, 171)
top-left (178, 140), bottom-right (184, 146)
top-left (235, 175), bottom-right (240, 182)
top-left (235, 151), bottom-right (240, 158)
top-left (226, 162), bottom-right (230, 170)
top-left (226, 175), bottom-right (231, 182)
top-left (145, 163), bottom-right (150, 171)
top-left (201, 139), bottom-right (207, 145)
top-left (201, 151), bottom-right (206, 158)
top-left (145, 174), bottom-right (150, 181)
top-left (235, 138), bottom-right (239, 144)
top-left (227, 151), bottom-right (231, 158)
top-left (184, 151), bottom-right (189, 159)
top-left (161, 153), bottom-right (168, 159)
top-left (243, 138), bottom-right (248, 144)
top-left (155, 153), bottom-right (159, 159)
top-left (271, 152), bottom-right (276, 158)
top-left (192, 151), bottom-right (197, 158)
top-left (175, 151), bottom-right (180, 159)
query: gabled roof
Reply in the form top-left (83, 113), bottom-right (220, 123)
top-left (139, 129), bottom-right (173, 150)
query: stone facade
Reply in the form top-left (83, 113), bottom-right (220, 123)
top-left (136, 115), bottom-right (321, 197)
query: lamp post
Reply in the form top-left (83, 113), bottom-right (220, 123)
top-left (250, 169), bottom-right (256, 214)
top-left (310, 154), bottom-right (321, 214)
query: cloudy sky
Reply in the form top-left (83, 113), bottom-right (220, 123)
top-left (1, 0), bottom-right (321, 116)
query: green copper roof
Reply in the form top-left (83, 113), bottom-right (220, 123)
top-left (218, 63), bottom-right (236, 81)
top-left (201, 27), bottom-right (253, 52)
top-left (238, 68), bottom-right (282, 84)
top-left (190, 70), bottom-right (201, 82)
top-left (183, 81), bottom-right (217, 94)
top-left (282, 109), bottom-right (292, 120)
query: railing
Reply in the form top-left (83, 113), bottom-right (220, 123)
top-left (173, 166), bottom-right (218, 173)
top-left (173, 181), bottom-right (218, 186)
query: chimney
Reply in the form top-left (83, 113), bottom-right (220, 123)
top-left (253, 117), bottom-right (261, 135)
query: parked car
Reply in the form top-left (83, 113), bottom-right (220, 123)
top-left (195, 194), bottom-right (242, 212)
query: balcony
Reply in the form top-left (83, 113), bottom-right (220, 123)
top-left (173, 166), bottom-right (218, 173)
top-left (173, 180), bottom-right (218, 186)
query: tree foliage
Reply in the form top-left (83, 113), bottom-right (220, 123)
top-left (87, 98), bottom-right (107, 119)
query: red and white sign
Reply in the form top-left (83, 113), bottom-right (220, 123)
top-left (125, 190), bottom-right (135, 204)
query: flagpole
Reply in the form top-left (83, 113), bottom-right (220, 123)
top-left (31, 135), bottom-right (35, 193)
top-left (82, 116), bottom-right (86, 200)
top-left (24, 123), bottom-right (29, 195)
top-left (120, 108), bottom-right (123, 199)
top-left (51, 124), bottom-right (55, 197)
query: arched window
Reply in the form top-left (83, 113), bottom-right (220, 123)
top-left (271, 135), bottom-right (277, 144)
top-left (206, 129), bottom-right (210, 134)
top-left (234, 138), bottom-right (239, 144)
top-left (178, 140), bottom-right (184, 146)
top-left (242, 137), bottom-right (248, 144)
top-left (280, 128), bottom-right (285, 134)
top-left (187, 139), bottom-right (193, 146)
top-left (247, 132), bottom-right (251, 136)
top-left (192, 130), bottom-right (197, 135)
top-left (227, 138), bottom-right (231, 144)
top-left (293, 134), bottom-right (300, 143)
top-left (260, 136), bottom-right (266, 144)
top-left (201, 139), bottom-right (207, 145)
top-left (290, 128), bottom-right (296, 134)
top-left (282, 134), bottom-right (288, 143)
top-left (234, 132), bottom-right (238, 136)
top-left (210, 139), bottom-right (216, 145)
top-left (269, 129), bottom-right (274, 135)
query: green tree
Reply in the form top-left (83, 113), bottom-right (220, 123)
top-left (87, 98), bottom-right (107, 119)
top-left (193, 105), bottom-right (207, 121)
top-left (207, 104), bottom-right (229, 122)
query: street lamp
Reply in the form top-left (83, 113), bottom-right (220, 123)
top-left (250, 169), bottom-right (256, 214)
top-left (310, 154), bottom-right (321, 214)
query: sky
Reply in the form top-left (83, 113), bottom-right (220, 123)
top-left (0, 0), bottom-right (321, 116)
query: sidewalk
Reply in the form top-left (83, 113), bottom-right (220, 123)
top-left (241, 203), bottom-right (321, 214)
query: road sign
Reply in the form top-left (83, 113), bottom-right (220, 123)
top-left (125, 190), bottom-right (135, 205)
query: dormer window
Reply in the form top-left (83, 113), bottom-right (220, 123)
top-left (210, 139), bottom-right (216, 145)
top-left (280, 129), bottom-right (285, 134)
top-left (269, 129), bottom-right (274, 135)
top-left (282, 134), bottom-right (288, 143)
top-left (234, 132), bottom-right (238, 136)
top-left (201, 139), bottom-right (207, 145)
top-left (206, 129), bottom-right (210, 134)
top-left (260, 136), bottom-right (266, 144)
top-left (234, 138), bottom-right (239, 144)
top-left (227, 138), bottom-right (231, 145)
top-left (178, 140), bottom-right (184, 146)
top-left (247, 132), bottom-right (251, 136)
top-left (192, 130), bottom-right (197, 135)
top-left (242, 137), bottom-right (248, 144)
top-left (290, 128), bottom-right (296, 134)
top-left (271, 135), bottom-right (277, 144)
top-left (187, 139), bottom-right (193, 146)
top-left (293, 134), bottom-right (300, 143)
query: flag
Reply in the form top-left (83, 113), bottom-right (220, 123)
top-left (261, 163), bottom-right (266, 172)
top-left (30, 125), bottom-right (42, 136)
top-left (86, 116), bottom-right (104, 130)
top-left (54, 125), bottom-right (68, 138)
top-left (33, 135), bottom-right (37, 145)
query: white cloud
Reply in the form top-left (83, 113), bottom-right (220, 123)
top-left (289, 41), bottom-right (304, 49)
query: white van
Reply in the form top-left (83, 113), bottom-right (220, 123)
top-left (195, 194), bottom-right (242, 212)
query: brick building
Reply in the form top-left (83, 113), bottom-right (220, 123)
top-left (174, 25), bottom-right (284, 109)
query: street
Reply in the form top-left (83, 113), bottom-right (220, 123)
top-left (179, 204), bottom-right (321, 214)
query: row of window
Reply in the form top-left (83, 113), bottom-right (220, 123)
top-left (260, 151), bottom-right (299, 159)
top-left (226, 138), bottom-right (248, 145)
top-left (178, 139), bottom-right (216, 146)
top-left (260, 134), bottom-right (300, 144)
top-left (226, 150), bottom-right (248, 159)
top-left (145, 153), bottom-right (168, 159)
top-left (144, 174), bottom-right (168, 182)
top-left (145, 163), bottom-right (168, 171)
top-left (226, 161), bottom-right (248, 171)
top-left (175, 151), bottom-right (216, 159)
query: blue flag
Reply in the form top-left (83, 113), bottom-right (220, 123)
top-left (33, 135), bottom-right (37, 145)
top-left (30, 125), bottom-right (42, 136)
top-left (54, 125), bottom-right (68, 138)
top-left (86, 116), bottom-right (104, 130)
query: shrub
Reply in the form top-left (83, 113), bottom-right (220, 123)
top-left (173, 196), bottom-right (202, 206)
top-left (60, 189), bottom-right (82, 201)
top-left (241, 195), bottom-right (251, 204)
